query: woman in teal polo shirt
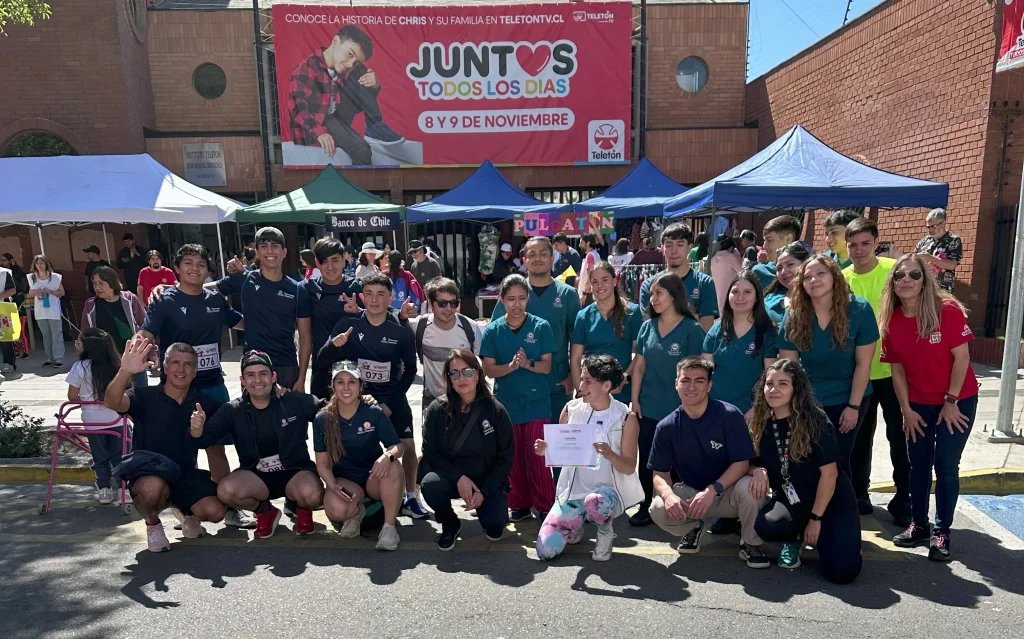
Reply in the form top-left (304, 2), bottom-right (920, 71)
top-left (777, 256), bottom-right (878, 479)
top-left (702, 270), bottom-right (779, 420)
top-left (570, 262), bottom-right (642, 404)
top-left (764, 242), bottom-right (812, 324)
top-left (629, 271), bottom-right (706, 526)
top-left (481, 274), bottom-right (557, 522)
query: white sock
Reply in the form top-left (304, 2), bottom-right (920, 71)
top-left (406, 491), bottom-right (417, 501)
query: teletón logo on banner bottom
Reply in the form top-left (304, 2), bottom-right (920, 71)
top-left (513, 211), bottom-right (614, 236)
top-left (328, 212), bottom-right (402, 232)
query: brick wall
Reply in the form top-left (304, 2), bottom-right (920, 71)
top-left (146, 135), bottom-right (265, 194)
top-left (745, 0), bottom-right (999, 324)
top-left (648, 126), bottom-right (757, 185)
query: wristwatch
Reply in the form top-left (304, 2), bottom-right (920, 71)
top-left (808, 512), bottom-right (823, 521)
top-left (944, 394), bottom-right (958, 405)
top-left (712, 481), bottom-right (724, 496)
top-left (385, 452), bottom-right (396, 463)
top-left (847, 403), bottom-right (860, 412)
top-left (528, 359), bottom-right (536, 369)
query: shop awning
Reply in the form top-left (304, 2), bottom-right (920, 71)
top-left (406, 160), bottom-right (571, 223)
top-left (664, 125), bottom-right (950, 218)
top-left (574, 158), bottom-right (687, 219)
top-left (236, 164), bottom-right (405, 224)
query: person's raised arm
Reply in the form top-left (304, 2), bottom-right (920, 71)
top-left (104, 335), bottom-right (151, 413)
top-left (315, 321), bottom-right (352, 371)
top-left (189, 402), bottom-right (234, 448)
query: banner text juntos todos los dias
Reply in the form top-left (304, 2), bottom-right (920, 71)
top-left (273, 3), bottom-right (632, 168)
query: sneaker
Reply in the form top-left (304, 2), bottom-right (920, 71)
top-left (97, 487), bottom-right (113, 505)
top-left (339, 503), bottom-right (366, 538)
top-left (893, 522), bottom-right (931, 548)
top-left (146, 523), bottom-right (171, 552)
top-left (0, 363), bottom-right (13, 373)
top-left (283, 498), bottom-right (297, 520)
top-left (376, 522), bottom-right (400, 551)
top-left (677, 521), bottom-right (705, 554)
top-left (41, 361), bottom-right (53, 367)
top-left (181, 516), bottom-right (204, 539)
top-left (254, 506), bottom-right (282, 539)
top-left (629, 507), bottom-right (652, 527)
top-left (53, 361), bottom-right (64, 368)
top-left (929, 532), bottom-right (951, 562)
top-left (295, 508), bottom-right (315, 536)
top-left (887, 497), bottom-right (912, 528)
top-left (485, 529), bottom-right (503, 542)
top-left (740, 543), bottom-right (771, 569)
top-left (438, 523), bottom-right (461, 551)
top-left (509, 508), bottom-right (533, 523)
top-left (224, 508), bottom-right (257, 529)
top-left (709, 517), bottom-right (740, 535)
top-left (592, 529), bottom-right (614, 562)
top-left (857, 498), bottom-right (874, 515)
top-left (401, 494), bottom-right (430, 519)
top-left (567, 527), bottom-right (584, 545)
top-left (364, 122), bottom-right (405, 145)
top-left (778, 541), bottom-right (802, 569)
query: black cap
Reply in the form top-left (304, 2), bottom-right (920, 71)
top-left (122, 233), bottom-right (134, 240)
top-left (240, 349), bottom-right (274, 372)
top-left (407, 240), bottom-right (424, 253)
top-left (82, 245), bottom-right (100, 254)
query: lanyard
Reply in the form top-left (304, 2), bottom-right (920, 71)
top-left (771, 419), bottom-right (790, 481)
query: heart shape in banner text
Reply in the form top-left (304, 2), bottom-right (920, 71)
top-left (516, 43), bottom-right (552, 76)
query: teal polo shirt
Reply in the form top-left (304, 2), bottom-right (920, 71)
top-left (480, 313), bottom-right (557, 424)
top-left (752, 262), bottom-right (777, 290)
top-left (635, 316), bottom-right (706, 421)
top-left (638, 269), bottom-right (718, 320)
top-left (492, 280), bottom-right (580, 393)
top-left (776, 294), bottom-right (879, 406)
top-left (765, 288), bottom-right (787, 324)
top-left (702, 321), bottom-right (779, 413)
top-left (571, 301), bottom-right (643, 403)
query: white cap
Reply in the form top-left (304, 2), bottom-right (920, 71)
top-left (500, 243), bottom-right (512, 253)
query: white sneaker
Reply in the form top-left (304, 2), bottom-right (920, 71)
top-left (592, 529), bottom-right (614, 562)
top-left (339, 503), bottom-right (366, 538)
top-left (146, 523), bottom-right (171, 552)
top-left (224, 508), bottom-right (257, 529)
top-left (97, 487), bottom-right (113, 505)
top-left (180, 516), bottom-right (204, 539)
top-left (376, 522), bottom-right (400, 551)
top-left (568, 527), bottom-right (584, 545)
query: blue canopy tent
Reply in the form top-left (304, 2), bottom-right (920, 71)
top-left (663, 124), bottom-right (949, 219)
top-left (406, 160), bottom-right (572, 222)
top-left (573, 157), bottom-right (688, 219)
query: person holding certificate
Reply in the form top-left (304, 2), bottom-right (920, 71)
top-left (533, 355), bottom-right (643, 562)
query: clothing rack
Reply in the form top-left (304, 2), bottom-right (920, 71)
top-left (618, 264), bottom-right (662, 304)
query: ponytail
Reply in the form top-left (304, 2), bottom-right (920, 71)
top-left (320, 394), bottom-right (347, 464)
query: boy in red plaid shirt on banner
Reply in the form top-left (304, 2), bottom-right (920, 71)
top-left (287, 25), bottom-right (404, 166)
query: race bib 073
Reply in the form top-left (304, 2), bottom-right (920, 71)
top-left (358, 359), bottom-right (392, 383)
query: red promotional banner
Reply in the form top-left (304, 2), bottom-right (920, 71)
top-left (998, 0), bottom-right (1024, 72)
top-left (272, 3), bottom-right (633, 168)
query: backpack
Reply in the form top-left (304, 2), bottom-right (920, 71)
top-left (415, 314), bottom-right (476, 363)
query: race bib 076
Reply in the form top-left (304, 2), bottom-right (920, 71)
top-left (358, 359), bottom-right (392, 383)
top-left (195, 343), bottom-right (220, 371)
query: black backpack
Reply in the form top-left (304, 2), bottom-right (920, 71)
top-left (415, 314), bottom-right (476, 363)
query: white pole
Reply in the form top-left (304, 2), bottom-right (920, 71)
top-left (36, 224), bottom-right (45, 254)
top-left (216, 222), bottom-right (235, 350)
top-left (992, 161), bottom-right (1024, 440)
top-left (101, 223), bottom-right (112, 263)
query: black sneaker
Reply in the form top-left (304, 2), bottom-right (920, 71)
top-left (893, 522), bottom-right (931, 547)
top-left (857, 498), bottom-right (874, 515)
top-left (283, 498), bottom-right (298, 520)
top-left (677, 520), bottom-right (704, 554)
top-left (437, 523), bottom-right (461, 551)
top-left (887, 497), bottom-right (912, 528)
top-left (509, 508), bottom-right (533, 523)
top-left (928, 532), bottom-right (951, 562)
top-left (628, 506), bottom-right (652, 527)
top-left (739, 543), bottom-right (771, 569)
top-left (365, 122), bottom-right (405, 145)
top-left (709, 517), bottom-right (740, 535)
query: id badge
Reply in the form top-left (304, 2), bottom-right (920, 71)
top-left (257, 454), bottom-right (284, 473)
top-left (195, 343), bottom-right (220, 371)
top-left (782, 481), bottom-right (801, 505)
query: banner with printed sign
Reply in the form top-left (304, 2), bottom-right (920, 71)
top-left (328, 211), bottom-right (401, 232)
top-left (998, 0), bottom-right (1024, 72)
top-left (514, 211), bottom-right (614, 236)
top-left (272, 3), bottom-right (632, 168)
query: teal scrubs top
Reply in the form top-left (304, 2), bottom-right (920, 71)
top-left (635, 316), bottom-right (706, 421)
top-left (571, 301), bottom-right (643, 403)
top-left (480, 313), bottom-right (557, 424)
top-left (752, 262), bottom-right (776, 291)
top-left (703, 321), bottom-right (779, 413)
top-left (823, 250), bottom-right (853, 270)
top-left (638, 269), bottom-right (718, 320)
top-left (492, 280), bottom-right (580, 395)
top-left (764, 288), bottom-right (787, 324)
top-left (776, 294), bottom-right (879, 406)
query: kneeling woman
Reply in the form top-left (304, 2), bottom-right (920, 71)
top-left (533, 355), bottom-right (644, 561)
top-left (313, 361), bottom-right (405, 551)
top-left (748, 359), bottom-right (861, 583)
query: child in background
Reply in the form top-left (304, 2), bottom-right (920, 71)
top-left (66, 328), bottom-right (126, 505)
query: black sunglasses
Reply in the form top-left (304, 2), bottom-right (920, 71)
top-left (433, 299), bottom-right (458, 308)
top-left (893, 269), bottom-right (923, 282)
top-left (447, 368), bottom-right (476, 380)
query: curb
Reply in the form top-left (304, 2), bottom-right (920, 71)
top-left (0, 465), bottom-right (94, 484)
top-left (870, 468), bottom-right (1024, 496)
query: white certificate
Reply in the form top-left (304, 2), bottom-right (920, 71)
top-left (543, 424), bottom-right (599, 467)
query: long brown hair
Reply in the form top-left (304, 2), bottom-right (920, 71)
top-left (318, 365), bottom-right (364, 464)
top-left (592, 261), bottom-right (629, 339)
top-left (443, 349), bottom-right (494, 416)
top-left (30, 254), bottom-right (54, 280)
top-left (750, 359), bottom-right (828, 462)
top-left (783, 256), bottom-right (851, 351)
top-left (877, 253), bottom-right (967, 340)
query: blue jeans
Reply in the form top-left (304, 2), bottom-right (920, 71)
top-left (907, 394), bottom-right (978, 534)
top-left (86, 434), bottom-right (124, 489)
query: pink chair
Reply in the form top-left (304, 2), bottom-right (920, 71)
top-left (42, 401), bottom-right (133, 515)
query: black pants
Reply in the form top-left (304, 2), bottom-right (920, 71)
top-left (0, 342), bottom-right (14, 368)
top-left (324, 65), bottom-right (383, 166)
top-left (273, 365), bottom-right (300, 392)
top-left (637, 416), bottom-right (661, 509)
top-left (310, 368), bottom-right (330, 403)
top-left (850, 377), bottom-right (910, 501)
top-left (421, 472), bottom-right (508, 536)
top-left (823, 397), bottom-right (870, 483)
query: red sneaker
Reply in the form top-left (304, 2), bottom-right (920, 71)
top-left (295, 508), bottom-right (314, 536)
top-left (254, 506), bottom-right (282, 539)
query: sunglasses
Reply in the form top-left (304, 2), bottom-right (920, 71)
top-left (926, 223), bottom-right (942, 230)
top-left (332, 360), bottom-right (360, 375)
top-left (433, 299), bottom-right (458, 308)
top-left (447, 368), bottom-right (476, 380)
top-left (893, 269), bottom-right (923, 282)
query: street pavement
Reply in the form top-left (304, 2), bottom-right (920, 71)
top-left (2, 342), bottom-right (1024, 638)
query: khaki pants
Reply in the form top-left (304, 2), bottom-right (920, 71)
top-left (650, 476), bottom-right (765, 545)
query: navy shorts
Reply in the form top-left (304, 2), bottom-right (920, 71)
top-left (253, 467), bottom-right (311, 501)
top-left (383, 395), bottom-right (414, 439)
top-left (130, 468), bottom-right (219, 516)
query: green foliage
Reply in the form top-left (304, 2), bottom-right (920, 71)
top-left (0, 0), bottom-right (51, 36)
top-left (3, 132), bottom-right (77, 157)
top-left (0, 401), bottom-right (50, 458)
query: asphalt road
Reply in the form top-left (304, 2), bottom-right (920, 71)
top-left (3, 485), bottom-right (1024, 639)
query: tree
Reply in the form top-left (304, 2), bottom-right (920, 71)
top-left (2, 132), bottom-right (77, 157)
top-left (0, 0), bottom-right (50, 36)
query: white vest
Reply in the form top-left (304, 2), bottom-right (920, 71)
top-left (554, 397), bottom-right (645, 509)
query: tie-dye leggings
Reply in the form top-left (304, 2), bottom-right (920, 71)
top-left (536, 486), bottom-right (623, 560)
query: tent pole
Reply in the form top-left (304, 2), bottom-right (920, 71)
top-left (216, 222), bottom-right (235, 350)
top-left (36, 224), bottom-right (45, 254)
top-left (392, 230), bottom-right (398, 254)
top-left (101, 223), bottom-right (112, 263)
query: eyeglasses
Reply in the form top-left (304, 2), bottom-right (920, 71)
top-left (447, 368), bottom-right (476, 380)
top-left (893, 269), bottom-right (923, 282)
top-left (433, 299), bottom-right (458, 308)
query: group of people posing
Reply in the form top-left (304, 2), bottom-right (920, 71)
top-left (70, 213), bottom-right (976, 584)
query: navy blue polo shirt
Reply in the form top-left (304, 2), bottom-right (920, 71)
top-left (299, 274), bottom-right (363, 353)
top-left (325, 311), bottom-right (417, 402)
top-left (216, 270), bottom-right (310, 366)
top-left (141, 287), bottom-right (242, 389)
top-left (313, 403), bottom-right (400, 483)
top-left (647, 399), bottom-right (755, 490)
top-left (121, 385), bottom-right (223, 472)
